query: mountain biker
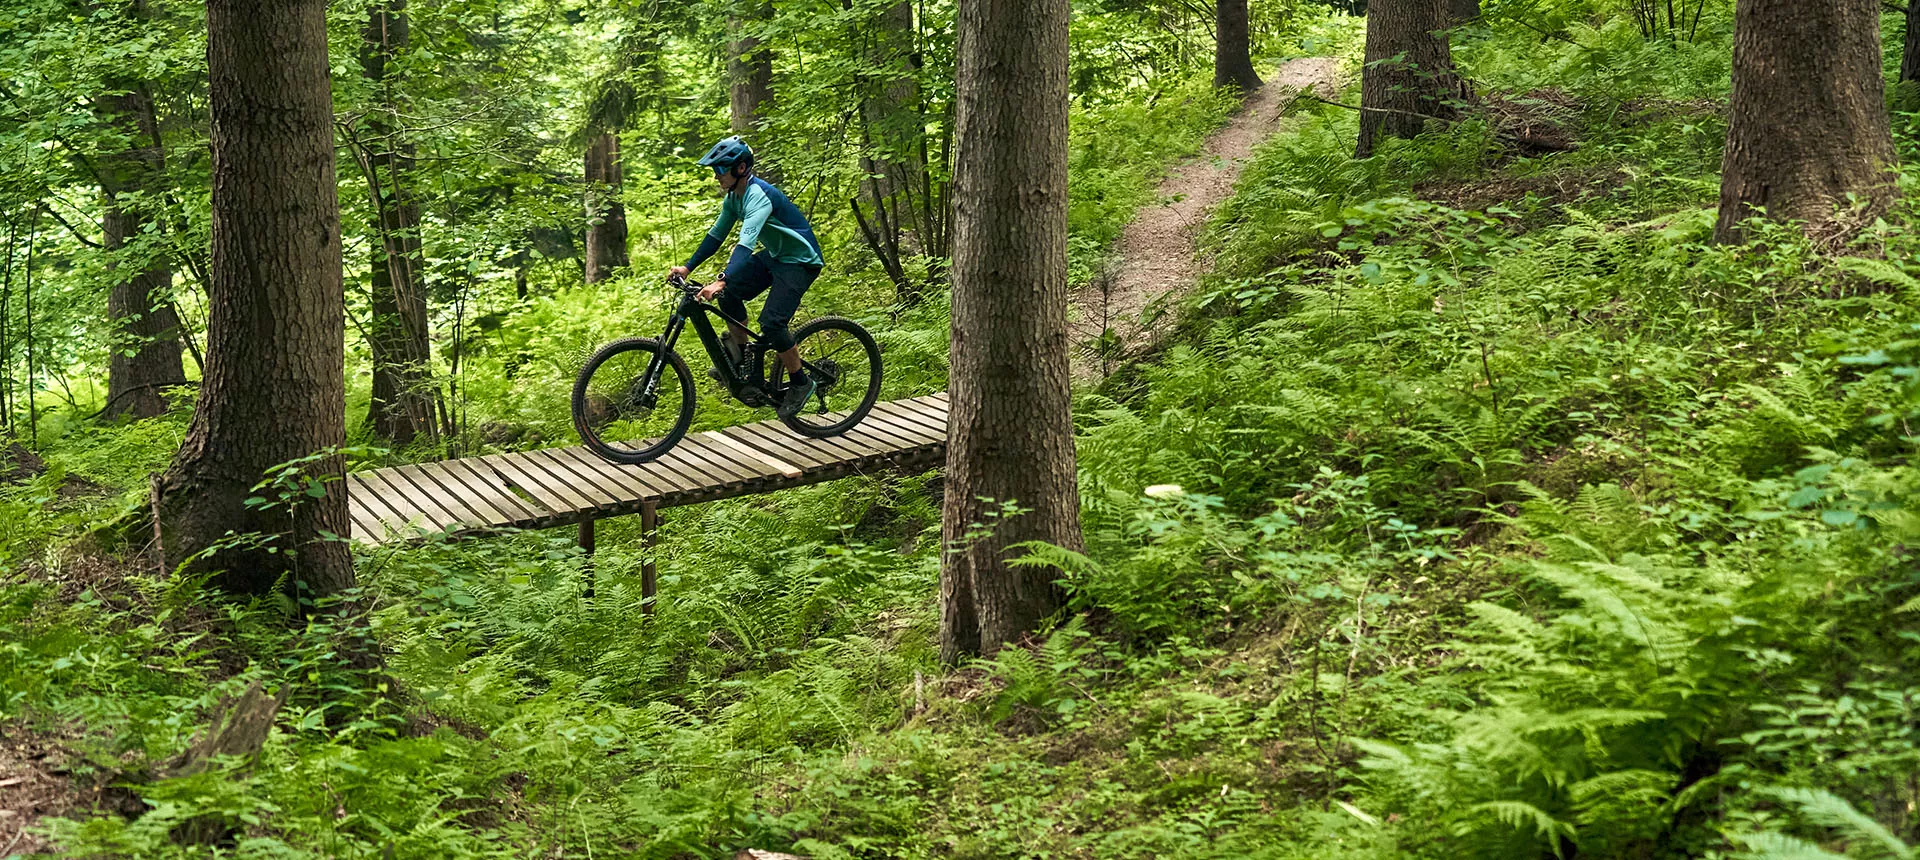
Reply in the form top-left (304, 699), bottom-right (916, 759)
top-left (668, 136), bottom-right (825, 419)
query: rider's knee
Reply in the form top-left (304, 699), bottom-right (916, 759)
top-left (759, 311), bottom-right (794, 351)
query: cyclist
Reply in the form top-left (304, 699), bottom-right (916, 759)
top-left (668, 136), bottom-right (825, 419)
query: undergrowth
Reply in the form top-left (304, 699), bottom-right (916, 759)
top-left (10, 7), bottom-right (1920, 860)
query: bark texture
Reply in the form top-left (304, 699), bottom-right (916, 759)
top-left (582, 131), bottom-right (629, 284)
top-left (99, 80), bottom-right (187, 420)
top-left (1213, 0), bottom-right (1262, 92)
top-left (942, 0), bottom-right (1083, 663)
top-left (361, 0), bottom-right (439, 443)
top-left (729, 2), bottom-right (774, 135)
top-left (160, 0), bottom-right (352, 599)
top-left (1713, 0), bottom-right (1895, 244)
top-left (1354, 0), bottom-right (1469, 159)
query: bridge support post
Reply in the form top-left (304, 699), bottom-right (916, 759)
top-left (578, 514), bottom-right (596, 598)
top-left (641, 500), bottom-right (658, 615)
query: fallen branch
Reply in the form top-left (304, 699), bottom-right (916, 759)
top-left (89, 380), bottom-right (197, 419)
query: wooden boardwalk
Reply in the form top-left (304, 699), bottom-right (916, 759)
top-left (346, 393), bottom-right (949, 546)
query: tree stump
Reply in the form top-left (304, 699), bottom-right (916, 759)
top-left (166, 680), bottom-right (285, 845)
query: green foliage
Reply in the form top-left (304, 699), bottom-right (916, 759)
top-left (21, 2), bottom-right (1920, 859)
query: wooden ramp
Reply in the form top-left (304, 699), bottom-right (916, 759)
top-left (346, 393), bottom-right (949, 546)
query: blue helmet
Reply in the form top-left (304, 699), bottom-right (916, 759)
top-left (697, 135), bottom-right (753, 171)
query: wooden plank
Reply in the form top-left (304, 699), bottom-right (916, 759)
top-left (690, 432), bottom-right (778, 485)
top-left (358, 469), bottom-right (459, 533)
top-left (381, 465), bottom-right (478, 531)
top-left (672, 434), bottom-right (766, 486)
top-left (553, 447), bottom-right (673, 499)
top-left (854, 421), bottom-right (921, 457)
top-left (798, 428), bottom-right (875, 465)
top-left (900, 393), bottom-right (950, 420)
top-left (817, 418), bottom-right (891, 459)
top-left (502, 450), bottom-right (621, 511)
top-left (790, 423), bottom-right (871, 463)
top-left (927, 391), bottom-right (949, 407)
top-left (704, 430), bottom-right (803, 479)
top-left (752, 417), bottom-right (856, 461)
top-left (391, 464), bottom-right (488, 530)
top-left (630, 444), bottom-right (713, 498)
top-left (417, 460), bottom-right (518, 526)
top-left (845, 411), bottom-right (927, 450)
top-left (441, 458), bottom-right (548, 523)
top-left (878, 399), bottom-right (949, 437)
top-left (747, 424), bottom-right (850, 472)
top-left (527, 448), bottom-right (638, 508)
top-left (353, 470), bottom-right (440, 534)
top-left (477, 453), bottom-right (593, 514)
top-left (392, 464), bottom-right (491, 527)
top-left (871, 411), bottom-right (945, 448)
top-left (345, 474), bottom-right (395, 525)
top-left (866, 410), bottom-right (943, 449)
top-left (892, 399), bottom-right (947, 434)
top-left (729, 421), bottom-right (837, 470)
top-left (343, 497), bottom-right (382, 540)
top-left (344, 496), bottom-right (388, 544)
top-left (347, 473), bottom-right (423, 539)
top-left (860, 397), bottom-right (940, 437)
top-left (650, 446), bottom-right (732, 496)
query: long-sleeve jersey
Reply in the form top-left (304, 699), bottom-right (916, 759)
top-left (685, 177), bottom-right (825, 283)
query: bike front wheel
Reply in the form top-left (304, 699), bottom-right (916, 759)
top-left (781, 316), bottom-right (883, 438)
top-left (573, 337), bottom-right (696, 464)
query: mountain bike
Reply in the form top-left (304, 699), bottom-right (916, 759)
top-left (572, 276), bottom-right (883, 465)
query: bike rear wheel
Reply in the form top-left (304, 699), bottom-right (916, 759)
top-left (572, 337), bottom-right (696, 464)
top-left (780, 316), bottom-right (882, 438)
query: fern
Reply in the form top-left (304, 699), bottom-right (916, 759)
top-left (1470, 801), bottom-right (1576, 854)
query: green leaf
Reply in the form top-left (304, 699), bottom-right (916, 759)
top-left (1787, 486), bottom-right (1824, 509)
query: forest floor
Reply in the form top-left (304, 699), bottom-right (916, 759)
top-left (1070, 55), bottom-right (1343, 381)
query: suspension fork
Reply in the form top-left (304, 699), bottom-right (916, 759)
top-left (641, 309), bottom-right (690, 401)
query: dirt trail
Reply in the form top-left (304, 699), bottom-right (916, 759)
top-left (1072, 57), bottom-right (1344, 381)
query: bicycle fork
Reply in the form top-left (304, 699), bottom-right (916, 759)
top-left (636, 312), bottom-right (689, 406)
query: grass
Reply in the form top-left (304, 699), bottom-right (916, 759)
top-left (10, 7), bottom-right (1920, 859)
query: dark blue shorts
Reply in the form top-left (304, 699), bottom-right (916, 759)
top-left (719, 252), bottom-right (820, 352)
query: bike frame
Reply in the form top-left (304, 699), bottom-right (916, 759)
top-left (639, 282), bottom-right (772, 407)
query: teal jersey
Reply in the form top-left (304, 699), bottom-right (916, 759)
top-left (687, 178), bottom-right (825, 278)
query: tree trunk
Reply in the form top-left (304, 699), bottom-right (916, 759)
top-left (1713, 0), bottom-right (1894, 244)
top-left (361, 0), bottom-right (439, 444)
top-left (159, 0), bottom-right (353, 600)
top-left (1896, 3), bottom-right (1912, 105)
top-left (582, 131), bottom-right (628, 284)
top-left (729, 1), bottom-right (774, 136)
top-left (855, 0), bottom-right (933, 302)
top-left (859, 0), bottom-right (923, 206)
top-left (99, 80), bottom-right (187, 420)
top-left (942, 0), bottom-right (1083, 663)
top-left (1213, 0), bottom-right (1262, 92)
top-left (1354, 0), bottom-right (1469, 159)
